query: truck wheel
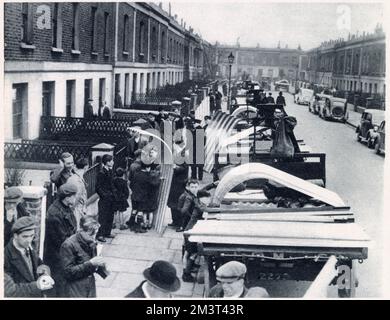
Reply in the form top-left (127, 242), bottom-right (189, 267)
top-left (357, 132), bottom-right (362, 142)
top-left (375, 141), bottom-right (381, 154)
top-left (367, 135), bottom-right (374, 148)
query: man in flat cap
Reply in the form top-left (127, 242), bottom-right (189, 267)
top-left (50, 152), bottom-right (75, 189)
top-left (209, 261), bottom-right (269, 298)
top-left (4, 216), bottom-right (55, 297)
top-left (4, 186), bottom-right (30, 246)
top-left (44, 181), bottom-right (78, 297)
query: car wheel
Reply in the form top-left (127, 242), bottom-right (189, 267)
top-left (367, 135), bottom-right (375, 149)
top-left (357, 131), bottom-right (362, 142)
top-left (375, 140), bottom-right (381, 154)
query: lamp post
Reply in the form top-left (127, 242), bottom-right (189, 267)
top-left (227, 52), bottom-right (235, 114)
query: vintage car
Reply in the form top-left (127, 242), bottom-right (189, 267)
top-left (316, 94), bottom-right (348, 122)
top-left (356, 109), bottom-right (385, 147)
top-left (294, 88), bottom-right (314, 105)
top-left (369, 120), bottom-right (385, 155)
top-left (275, 79), bottom-right (290, 91)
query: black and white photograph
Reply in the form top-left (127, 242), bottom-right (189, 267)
top-left (1, 0), bottom-right (388, 300)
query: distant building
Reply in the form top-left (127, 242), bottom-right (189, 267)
top-left (215, 45), bottom-right (303, 82)
top-left (4, 2), bottom-right (211, 141)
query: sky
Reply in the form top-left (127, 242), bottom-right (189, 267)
top-left (159, 1), bottom-right (385, 50)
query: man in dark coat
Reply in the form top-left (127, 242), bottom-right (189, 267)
top-left (267, 92), bottom-right (275, 104)
top-left (4, 187), bottom-right (30, 247)
top-left (126, 260), bottom-right (180, 298)
top-left (168, 140), bottom-right (189, 230)
top-left (44, 181), bottom-right (78, 297)
top-left (4, 216), bottom-right (54, 297)
top-left (96, 154), bottom-right (116, 242)
top-left (209, 91), bottom-right (216, 114)
top-left (215, 90), bottom-right (223, 111)
top-left (276, 91), bottom-right (286, 106)
top-left (84, 99), bottom-right (94, 119)
top-left (60, 216), bottom-right (108, 298)
top-left (50, 152), bottom-right (75, 189)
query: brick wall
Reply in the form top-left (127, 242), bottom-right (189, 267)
top-left (4, 2), bottom-right (115, 64)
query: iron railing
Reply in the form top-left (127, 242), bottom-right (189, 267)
top-left (4, 140), bottom-right (92, 164)
top-left (84, 162), bottom-right (101, 199)
top-left (39, 116), bottom-right (135, 142)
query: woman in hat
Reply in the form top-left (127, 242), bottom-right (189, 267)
top-left (126, 260), bottom-right (181, 298)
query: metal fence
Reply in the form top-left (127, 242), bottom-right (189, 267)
top-left (4, 140), bottom-right (92, 164)
top-left (39, 116), bottom-right (134, 142)
top-left (84, 162), bottom-right (101, 199)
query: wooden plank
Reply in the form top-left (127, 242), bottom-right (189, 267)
top-left (188, 235), bottom-right (369, 250)
top-left (188, 220), bottom-right (370, 242)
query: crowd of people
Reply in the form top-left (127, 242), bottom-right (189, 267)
top-left (3, 80), bottom-right (271, 299)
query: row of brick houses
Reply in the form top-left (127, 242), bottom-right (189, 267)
top-left (304, 25), bottom-right (386, 96)
top-left (4, 2), bottom-right (212, 141)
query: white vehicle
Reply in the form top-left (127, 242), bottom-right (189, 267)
top-left (294, 88), bottom-right (314, 105)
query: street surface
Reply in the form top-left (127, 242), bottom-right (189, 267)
top-left (282, 91), bottom-right (384, 297)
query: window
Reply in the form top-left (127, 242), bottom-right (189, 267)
top-left (52, 3), bottom-right (63, 48)
top-left (151, 26), bottom-right (157, 61)
top-left (123, 15), bottom-right (129, 53)
top-left (161, 31), bottom-right (166, 62)
top-left (66, 80), bottom-right (75, 118)
top-left (139, 21), bottom-right (145, 56)
top-left (91, 7), bottom-right (98, 52)
top-left (12, 84), bottom-right (28, 139)
top-left (84, 79), bottom-right (92, 102)
top-left (124, 74), bottom-right (129, 105)
top-left (42, 82), bottom-right (55, 117)
top-left (104, 12), bottom-right (110, 54)
top-left (21, 3), bottom-right (33, 45)
top-left (99, 78), bottom-right (106, 110)
top-left (72, 4), bottom-right (80, 51)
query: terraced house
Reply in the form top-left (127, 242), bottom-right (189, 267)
top-left (4, 2), bottom-right (211, 141)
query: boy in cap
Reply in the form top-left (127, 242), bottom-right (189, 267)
top-left (126, 260), bottom-right (181, 298)
top-left (3, 186), bottom-right (30, 246)
top-left (44, 181), bottom-right (78, 297)
top-left (4, 216), bottom-right (55, 297)
top-left (209, 261), bottom-right (269, 298)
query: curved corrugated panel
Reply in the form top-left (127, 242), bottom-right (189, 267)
top-left (231, 105), bottom-right (258, 117)
top-left (211, 163), bottom-right (346, 207)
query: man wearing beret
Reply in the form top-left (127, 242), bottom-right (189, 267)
top-left (4, 216), bottom-right (55, 297)
top-left (209, 261), bottom-right (269, 298)
top-left (4, 186), bottom-right (30, 246)
top-left (44, 181), bottom-right (78, 297)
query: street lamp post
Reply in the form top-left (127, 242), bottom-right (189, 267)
top-left (227, 52), bottom-right (235, 114)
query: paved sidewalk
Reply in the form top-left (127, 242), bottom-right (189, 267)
top-left (96, 174), bottom-right (215, 298)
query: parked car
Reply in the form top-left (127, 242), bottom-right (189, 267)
top-left (316, 94), bottom-right (348, 122)
top-left (356, 109), bottom-right (385, 147)
top-left (368, 120), bottom-right (385, 155)
top-left (295, 88), bottom-right (314, 105)
top-left (275, 79), bottom-right (290, 91)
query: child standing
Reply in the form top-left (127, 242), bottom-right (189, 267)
top-left (112, 167), bottom-right (130, 230)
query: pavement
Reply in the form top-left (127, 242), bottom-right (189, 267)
top-left (95, 90), bottom-right (376, 298)
top-left (345, 103), bottom-right (362, 129)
